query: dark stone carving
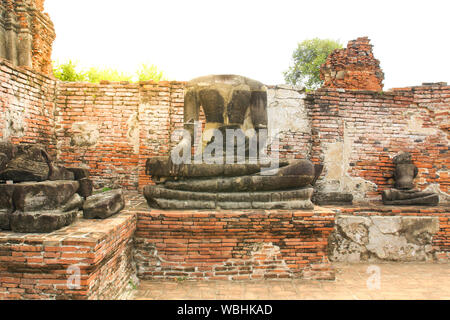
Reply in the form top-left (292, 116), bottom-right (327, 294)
top-left (0, 142), bottom-right (122, 233)
top-left (49, 165), bottom-right (75, 181)
top-left (0, 209), bottom-right (12, 230)
top-left (312, 192), bottom-right (353, 205)
top-left (0, 153), bottom-right (9, 172)
top-left (0, 144), bottom-right (52, 182)
top-left (67, 168), bottom-right (90, 180)
top-left (143, 75), bottom-right (323, 210)
top-left (0, 142), bottom-right (17, 171)
top-left (382, 152), bottom-right (439, 206)
top-left (9, 180), bottom-right (79, 212)
top-left (83, 189), bottom-right (125, 219)
top-left (61, 194), bottom-right (84, 212)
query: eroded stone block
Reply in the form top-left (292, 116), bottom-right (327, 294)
top-left (10, 209), bottom-right (79, 233)
top-left (83, 189), bottom-right (125, 219)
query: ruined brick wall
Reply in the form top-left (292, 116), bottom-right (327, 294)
top-left (0, 0), bottom-right (55, 75)
top-left (333, 207), bottom-right (450, 262)
top-left (0, 58), bottom-right (56, 155)
top-left (305, 84), bottom-right (449, 203)
top-left (134, 209), bottom-right (335, 281)
top-left (267, 85), bottom-right (311, 160)
top-left (0, 56), bottom-right (447, 202)
top-left (320, 37), bottom-right (384, 91)
top-left (0, 212), bottom-right (136, 300)
top-left (137, 81), bottom-right (185, 189)
top-left (55, 81), bottom-right (141, 190)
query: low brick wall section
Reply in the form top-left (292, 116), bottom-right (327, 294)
top-left (331, 206), bottom-right (450, 262)
top-left (133, 209), bottom-right (336, 281)
top-left (0, 212), bottom-right (137, 300)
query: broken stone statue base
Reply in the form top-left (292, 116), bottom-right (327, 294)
top-left (3, 209), bottom-right (79, 233)
top-left (382, 188), bottom-right (439, 206)
top-left (144, 186), bottom-right (314, 210)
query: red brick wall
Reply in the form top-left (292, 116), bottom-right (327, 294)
top-left (0, 59), bottom-right (447, 201)
top-left (133, 209), bottom-right (336, 281)
top-left (0, 58), bottom-right (56, 155)
top-left (306, 84), bottom-right (449, 200)
top-left (0, 212), bottom-right (136, 300)
top-left (55, 81), bottom-right (141, 189)
top-left (137, 81), bottom-right (185, 189)
top-left (320, 37), bottom-right (384, 91)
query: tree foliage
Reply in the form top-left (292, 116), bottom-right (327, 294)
top-left (284, 38), bottom-right (342, 90)
top-left (52, 60), bottom-right (166, 83)
top-left (136, 64), bottom-right (165, 82)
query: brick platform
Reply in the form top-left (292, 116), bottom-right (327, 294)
top-left (0, 212), bottom-right (136, 300)
top-left (133, 208), bottom-right (336, 281)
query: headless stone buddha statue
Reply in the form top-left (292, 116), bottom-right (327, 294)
top-left (143, 75), bottom-right (323, 210)
top-left (382, 152), bottom-right (439, 206)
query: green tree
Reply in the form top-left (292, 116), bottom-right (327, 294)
top-left (284, 38), bottom-right (342, 90)
top-left (136, 63), bottom-right (166, 82)
top-left (53, 60), bottom-right (86, 82)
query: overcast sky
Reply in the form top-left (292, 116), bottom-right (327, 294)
top-left (46, 0), bottom-right (449, 89)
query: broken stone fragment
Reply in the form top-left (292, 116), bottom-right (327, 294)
top-left (9, 180), bottom-right (79, 212)
top-left (83, 189), bottom-right (125, 219)
top-left (9, 209), bottom-right (79, 233)
top-left (0, 144), bottom-right (51, 182)
top-left (312, 192), bottom-right (353, 205)
top-left (48, 165), bottom-right (75, 181)
top-left (62, 193), bottom-right (84, 212)
top-left (77, 178), bottom-right (93, 198)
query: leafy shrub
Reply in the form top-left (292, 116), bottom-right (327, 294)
top-left (53, 61), bottom-right (166, 83)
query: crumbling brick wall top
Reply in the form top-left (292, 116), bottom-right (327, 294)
top-left (320, 37), bottom-right (384, 91)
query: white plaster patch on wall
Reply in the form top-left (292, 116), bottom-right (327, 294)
top-left (405, 107), bottom-right (449, 145)
top-left (127, 112), bottom-right (140, 154)
top-left (70, 122), bottom-right (99, 147)
top-left (2, 95), bottom-right (26, 139)
top-left (406, 112), bottom-right (438, 136)
top-left (267, 85), bottom-right (309, 143)
top-left (318, 122), bottom-right (377, 201)
top-left (329, 215), bottom-right (440, 262)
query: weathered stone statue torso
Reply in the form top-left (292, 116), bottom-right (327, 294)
top-left (382, 152), bottom-right (438, 206)
top-left (184, 74), bottom-right (268, 153)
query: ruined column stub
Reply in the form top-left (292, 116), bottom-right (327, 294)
top-left (320, 37), bottom-right (384, 91)
top-left (0, 0), bottom-right (55, 75)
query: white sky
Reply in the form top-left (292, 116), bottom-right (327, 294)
top-left (46, 0), bottom-right (450, 89)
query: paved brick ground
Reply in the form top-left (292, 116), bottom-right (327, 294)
top-left (132, 263), bottom-right (450, 300)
